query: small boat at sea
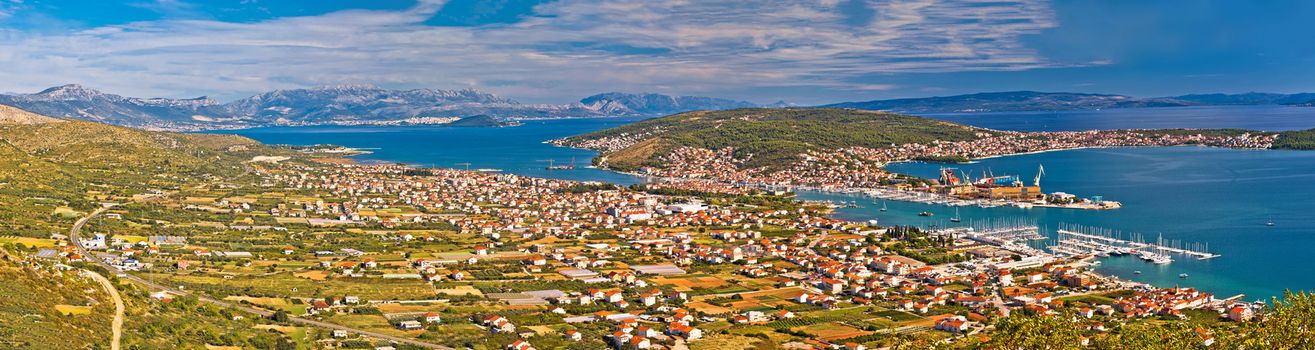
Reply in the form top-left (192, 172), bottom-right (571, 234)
top-left (880, 201), bottom-right (888, 212)
top-left (1134, 271), bottom-right (1142, 274)
top-left (918, 211), bottom-right (934, 217)
top-left (1179, 273), bottom-right (1189, 278)
top-left (949, 208), bottom-right (962, 223)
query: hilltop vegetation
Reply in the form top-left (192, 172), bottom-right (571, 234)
top-left (0, 107), bottom-right (284, 240)
top-left (1272, 128), bottom-right (1315, 150)
top-left (561, 108), bottom-right (984, 170)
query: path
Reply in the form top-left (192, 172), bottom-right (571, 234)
top-left (84, 270), bottom-right (124, 350)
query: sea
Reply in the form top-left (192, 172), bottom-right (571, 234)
top-left (225, 105), bottom-right (1315, 300)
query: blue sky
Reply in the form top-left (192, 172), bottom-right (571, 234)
top-left (1, 0), bottom-right (1312, 104)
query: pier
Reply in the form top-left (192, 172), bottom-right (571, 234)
top-left (933, 217), bottom-right (1047, 255)
top-left (1049, 224), bottom-right (1220, 262)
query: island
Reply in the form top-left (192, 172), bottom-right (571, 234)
top-left (554, 108), bottom-right (1312, 210)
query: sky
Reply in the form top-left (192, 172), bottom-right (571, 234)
top-left (1, 0), bottom-right (1313, 104)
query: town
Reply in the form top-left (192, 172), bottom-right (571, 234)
top-left (29, 156), bottom-right (1266, 349)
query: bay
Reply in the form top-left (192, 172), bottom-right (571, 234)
top-left (225, 105), bottom-right (1315, 300)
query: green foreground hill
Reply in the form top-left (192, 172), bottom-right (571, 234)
top-left (561, 108), bottom-right (984, 171)
top-left (0, 105), bottom-right (282, 240)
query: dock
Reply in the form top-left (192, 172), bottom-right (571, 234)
top-left (1049, 224), bottom-right (1220, 261)
top-left (933, 218), bottom-right (1047, 255)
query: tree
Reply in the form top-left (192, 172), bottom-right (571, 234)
top-left (270, 310), bottom-right (289, 323)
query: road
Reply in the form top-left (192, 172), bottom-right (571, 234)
top-left (83, 270), bottom-right (123, 350)
top-left (69, 205), bottom-right (454, 350)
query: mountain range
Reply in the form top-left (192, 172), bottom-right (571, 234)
top-left (3, 85), bottom-right (1314, 131)
top-left (823, 91), bottom-right (1315, 113)
top-left (0, 85), bottom-right (762, 131)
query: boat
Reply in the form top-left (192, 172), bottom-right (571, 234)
top-left (918, 211), bottom-right (934, 217)
top-left (949, 208), bottom-right (961, 223)
top-left (1179, 273), bottom-right (1189, 278)
top-left (879, 201), bottom-right (888, 212)
top-left (1134, 270), bottom-right (1142, 274)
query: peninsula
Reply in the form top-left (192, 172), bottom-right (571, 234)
top-left (555, 108), bottom-right (1308, 209)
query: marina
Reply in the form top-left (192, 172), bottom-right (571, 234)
top-left (1047, 225), bottom-right (1221, 263)
top-left (931, 218), bottom-right (1048, 256)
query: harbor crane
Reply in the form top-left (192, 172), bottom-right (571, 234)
top-left (1034, 164), bottom-right (1045, 187)
top-left (455, 162), bottom-right (471, 171)
top-left (537, 159), bottom-right (556, 169)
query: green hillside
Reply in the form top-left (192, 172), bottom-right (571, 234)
top-left (0, 107), bottom-right (281, 239)
top-left (1273, 128), bottom-right (1315, 150)
top-left (561, 108), bottom-right (985, 170)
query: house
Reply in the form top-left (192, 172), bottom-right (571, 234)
top-left (604, 291), bottom-right (624, 303)
top-left (1228, 306), bottom-right (1253, 322)
top-left (507, 340), bottom-right (534, 350)
top-left (332, 330), bottom-right (349, 338)
top-left (1196, 328), bottom-right (1215, 347)
top-left (845, 342), bottom-right (867, 350)
top-left (628, 337), bottom-right (652, 349)
top-left (1027, 272), bottom-right (1046, 284)
top-left (776, 310), bottom-right (796, 319)
top-left (564, 330), bottom-right (582, 341)
top-left (424, 312), bottom-right (442, 324)
top-left (311, 300), bottom-right (331, 313)
top-left (396, 320), bottom-right (423, 330)
top-left (636, 326), bottom-right (660, 338)
top-left (934, 316), bottom-right (969, 333)
top-left (344, 296), bottom-right (360, 304)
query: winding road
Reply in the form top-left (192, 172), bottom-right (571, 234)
top-left (69, 205), bottom-right (454, 350)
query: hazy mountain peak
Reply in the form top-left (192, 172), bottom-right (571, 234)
top-left (580, 92), bottom-right (758, 115)
top-left (31, 84), bottom-right (112, 101)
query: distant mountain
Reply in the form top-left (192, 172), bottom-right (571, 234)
top-left (824, 91), bottom-right (1315, 113)
top-left (0, 85), bottom-right (763, 131)
top-left (822, 91), bottom-right (1194, 113)
top-left (221, 85), bottom-right (535, 123)
top-left (579, 92), bottom-right (759, 116)
top-left (1170, 92), bottom-right (1315, 105)
top-left (0, 84), bottom-right (225, 130)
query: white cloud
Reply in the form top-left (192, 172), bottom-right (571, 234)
top-left (0, 0), bottom-right (1066, 102)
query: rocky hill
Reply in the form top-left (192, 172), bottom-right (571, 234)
top-left (0, 104), bottom-right (64, 125)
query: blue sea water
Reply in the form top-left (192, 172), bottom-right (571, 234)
top-left (228, 117), bottom-right (650, 185)
top-left (225, 105), bottom-right (1315, 300)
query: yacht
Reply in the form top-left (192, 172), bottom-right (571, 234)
top-left (918, 211), bottom-right (934, 217)
top-left (1179, 273), bottom-right (1189, 278)
top-left (949, 208), bottom-right (961, 223)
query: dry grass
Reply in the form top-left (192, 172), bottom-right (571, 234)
top-left (54, 304), bottom-right (93, 315)
top-left (796, 322), bottom-right (871, 341)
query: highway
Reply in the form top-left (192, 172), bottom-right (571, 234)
top-left (69, 204), bottom-right (455, 350)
